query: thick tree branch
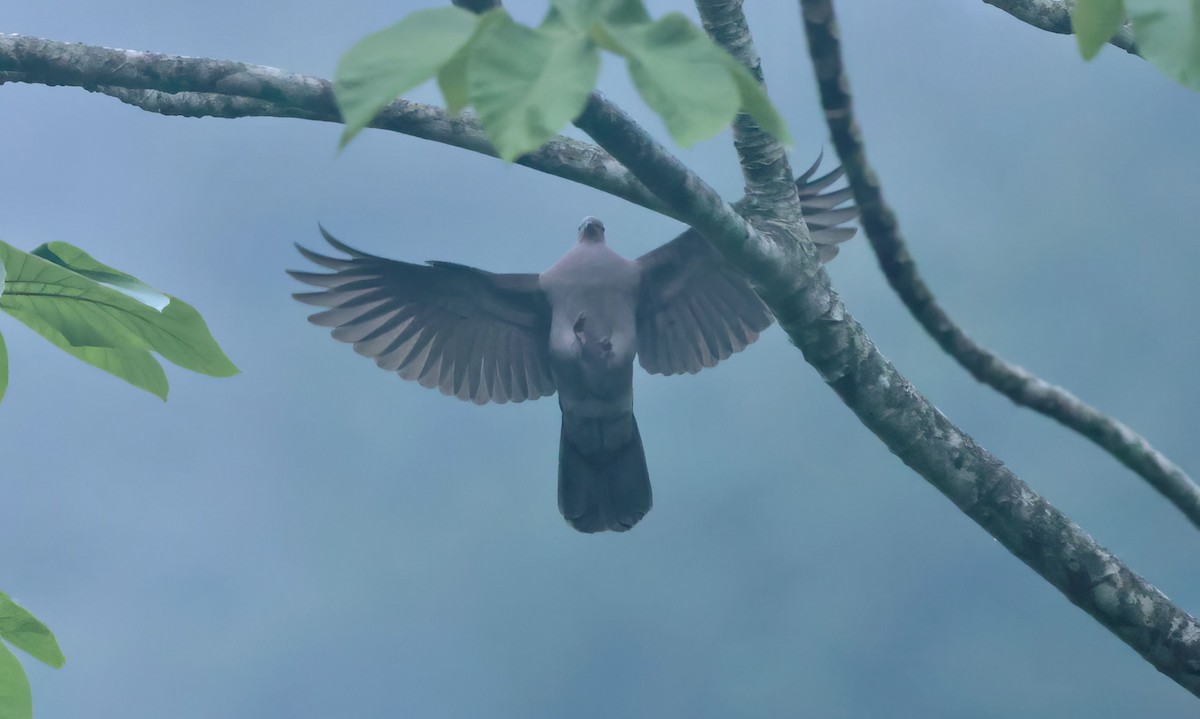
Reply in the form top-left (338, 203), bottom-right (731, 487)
top-left (578, 20), bottom-right (1200, 701)
top-left (798, 0), bottom-right (1200, 694)
top-left (0, 33), bottom-right (848, 234)
top-left (981, 0), bottom-right (1140, 56)
top-left (798, 0), bottom-right (1200, 532)
top-left (0, 34), bottom-right (674, 221)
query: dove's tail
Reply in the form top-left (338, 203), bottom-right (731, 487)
top-left (557, 413), bottom-right (652, 533)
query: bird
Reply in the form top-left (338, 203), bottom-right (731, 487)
top-left (289, 155), bottom-right (858, 533)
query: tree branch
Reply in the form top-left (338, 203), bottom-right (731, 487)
top-left (981, 0), bottom-right (1140, 56)
top-left (0, 33), bottom-right (851, 238)
top-left (798, 0), bottom-right (1200, 531)
top-left (696, 0), bottom-right (805, 227)
top-left (577, 17), bottom-right (1200, 701)
top-left (0, 33), bottom-right (675, 221)
top-left (797, 0), bottom-right (1200, 694)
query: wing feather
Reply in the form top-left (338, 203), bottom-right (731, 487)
top-left (635, 153), bottom-right (857, 376)
top-left (290, 227), bottom-right (554, 403)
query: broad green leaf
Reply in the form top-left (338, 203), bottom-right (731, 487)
top-left (437, 8), bottom-right (507, 115)
top-left (549, 0), bottom-right (649, 31)
top-left (601, 14), bottom-right (740, 146)
top-left (0, 593), bottom-right (63, 669)
top-left (53, 343), bottom-right (170, 399)
top-left (722, 56), bottom-right (792, 145)
top-left (469, 13), bottom-right (600, 161)
top-left (32, 241), bottom-right (168, 310)
top-left (0, 241), bottom-right (237, 399)
top-left (0, 642), bottom-right (31, 719)
top-left (1072, 0), bottom-right (1127, 59)
top-left (1127, 0), bottom-right (1200, 90)
top-left (335, 6), bottom-right (479, 147)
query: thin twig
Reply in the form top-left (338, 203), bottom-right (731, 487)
top-left (797, 0), bottom-right (1200, 531)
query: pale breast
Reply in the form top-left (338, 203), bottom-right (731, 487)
top-left (540, 243), bottom-right (642, 365)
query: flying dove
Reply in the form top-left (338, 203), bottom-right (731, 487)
top-left (290, 156), bottom-right (857, 533)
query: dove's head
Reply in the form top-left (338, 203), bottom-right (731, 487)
top-left (578, 216), bottom-right (606, 244)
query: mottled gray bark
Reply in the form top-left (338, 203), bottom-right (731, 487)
top-left (790, 7), bottom-right (1200, 530)
top-left (982, 0), bottom-right (1139, 55)
top-left (696, 1), bottom-right (805, 228)
top-left (579, 33), bottom-right (1200, 697)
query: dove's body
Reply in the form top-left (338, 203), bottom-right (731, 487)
top-left (540, 220), bottom-right (650, 531)
top-left (290, 156), bottom-right (857, 532)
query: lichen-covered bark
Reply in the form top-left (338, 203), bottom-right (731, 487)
top-left (796, 0), bottom-right (1200, 531)
top-left (696, 0), bottom-right (805, 227)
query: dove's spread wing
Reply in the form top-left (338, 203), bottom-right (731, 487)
top-left (634, 155), bottom-right (859, 376)
top-left (795, 152), bottom-right (859, 260)
top-left (290, 227), bottom-right (554, 404)
top-left (635, 232), bottom-right (772, 376)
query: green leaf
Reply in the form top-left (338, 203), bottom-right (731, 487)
top-left (722, 56), bottom-right (792, 145)
top-left (0, 592), bottom-right (64, 669)
top-left (59, 345), bottom-right (170, 399)
top-left (0, 642), bottom-right (31, 719)
top-left (1126, 0), bottom-right (1200, 90)
top-left (437, 8), bottom-right (506, 115)
top-left (335, 6), bottom-right (479, 147)
top-left (0, 241), bottom-right (238, 399)
top-left (601, 13), bottom-right (740, 146)
top-left (468, 12), bottom-right (600, 161)
top-left (32, 241), bottom-right (169, 310)
top-left (549, 0), bottom-right (649, 32)
top-left (1072, 0), bottom-right (1128, 59)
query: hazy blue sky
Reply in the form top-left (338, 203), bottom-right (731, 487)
top-left (3, 1), bottom-right (1200, 716)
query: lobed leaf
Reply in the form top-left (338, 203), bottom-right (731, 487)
top-left (32, 241), bottom-right (168, 310)
top-left (468, 12), bottom-right (600, 161)
top-left (437, 8), bottom-right (506, 115)
top-left (335, 6), bottom-right (479, 147)
top-left (601, 13), bottom-right (740, 146)
top-left (1127, 0), bottom-right (1200, 90)
top-left (0, 241), bottom-right (237, 399)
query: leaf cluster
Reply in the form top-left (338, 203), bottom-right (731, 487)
top-left (1072, 0), bottom-right (1200, 90)
top-left (0, 240), bottom-right (238, 403)
top-left (334, 0), bottom-right (790, 160)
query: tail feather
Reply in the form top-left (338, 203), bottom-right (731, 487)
top-left (558, 415), bottom-right (652, 533)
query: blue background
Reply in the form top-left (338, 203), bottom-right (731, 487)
top-left (3, 1), bottom-right (1200, 716)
